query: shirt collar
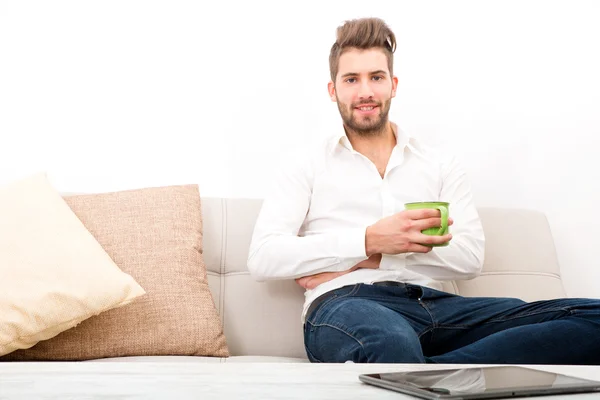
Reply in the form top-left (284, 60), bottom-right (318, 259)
top-left (330, 121), bottom-right (419, 155)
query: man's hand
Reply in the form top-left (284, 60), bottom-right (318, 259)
top-left (365, 209), bottom-right (453, 256)
top-left (295, 253), bottom-right (382, 289)
top-left (295, 210), bottom-right (453, 289)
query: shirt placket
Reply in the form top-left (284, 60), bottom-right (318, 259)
top-left (381, 146), bottom-right (404, 218)
top-left (380, 179), bottom-right (395, 218)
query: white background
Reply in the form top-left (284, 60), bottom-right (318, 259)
top-left (1, 0), bottom-right (599, 298)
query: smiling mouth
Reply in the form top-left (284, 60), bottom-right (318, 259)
top-left (354, 104), bottom-right (379, 114)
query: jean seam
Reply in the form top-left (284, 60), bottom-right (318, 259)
top-left (309, 284), bottom-right (362, 324)
top-left (308, 321), bottom-right (366, 355)
top-left (486, 308), bottom-right (571, 323)
top-left (416, 299), bottom-right (436, 343)
top-left (418, 327), bottom-right (435, 340)
top-left (433, 308), bottom-right (573, 329)
top-left (305, 284), bottom-right (366, 363)
top-left (354, 294), bottom-right (408, 303)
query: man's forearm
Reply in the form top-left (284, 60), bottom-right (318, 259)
top-left (295, 253), bottom-right (382, 289)
top-left (405, 236), bottom-right (484, 280)
top-left (247, 229), bottom-right (369, 281)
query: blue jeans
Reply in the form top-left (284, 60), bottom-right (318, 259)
top-left (303, 282), bottom-right (600, 364)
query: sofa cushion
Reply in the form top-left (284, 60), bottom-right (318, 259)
top-left (2, 183), bottom-right (229, 360)
top-left (0, 173), bottom-right (146, 357)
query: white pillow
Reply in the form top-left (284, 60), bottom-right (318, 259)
top-left (0, 173), bottom-right (145, 356)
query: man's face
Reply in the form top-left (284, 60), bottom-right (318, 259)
top-left (328, 48), bottom-right (398, 136)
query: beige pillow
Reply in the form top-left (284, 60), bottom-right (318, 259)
top-left (2, 183), bottom-right (229, 360)
top-left (0, 173), bottom-right (146, 357)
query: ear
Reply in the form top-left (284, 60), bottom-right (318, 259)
top-left (327, 81), bottom-right (337, 102)
top-left (391, 76), bottom-right (399, 98)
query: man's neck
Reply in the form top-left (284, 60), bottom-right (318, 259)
top-left (344, 122), bottom-right (397, 155)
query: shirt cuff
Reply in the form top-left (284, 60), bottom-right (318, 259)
top-left (379, 253), bottom-right (407, 271)
top-left (336, 227), bottom-right (368, 259)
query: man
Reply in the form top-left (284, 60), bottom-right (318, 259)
top-left (247, 17), bottom-right (600, 364)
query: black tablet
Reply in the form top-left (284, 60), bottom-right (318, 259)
top-left (359, 366), bottom-right (600, 399)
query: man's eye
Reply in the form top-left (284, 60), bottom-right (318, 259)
top-left (346, 78), bottom-right (356, 83)
top-left (372, 76), bottom-right (383, 81)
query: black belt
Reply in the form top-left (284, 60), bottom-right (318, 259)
top-left (305, 281), bottom-right (409, 319)
top-left (372, 281), bottom-right (408, 288)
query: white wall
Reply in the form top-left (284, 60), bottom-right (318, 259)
top-left (1, 0), bottom-right (599, 298)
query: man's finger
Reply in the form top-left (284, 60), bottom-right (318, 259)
top-left (404, 208), bottom-right (441, 220)
top-left (304, 272), bottom-right (342, 289)
top-left (295, 276), bottom-right (313, 288)
top-left (406, 243), bottom-right (434, 253)
top-left (411, 233), bottom-right (453, 246)
top-left (295, 270), bottom-right (350, 289)
top-left (412, 217), bottom-right (445, 231)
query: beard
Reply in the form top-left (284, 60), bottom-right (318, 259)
top-left (336, 97), bottom-right (392, 137)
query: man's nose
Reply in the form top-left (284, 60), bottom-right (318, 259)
top-left (358, 80), bottom-right (374, 99)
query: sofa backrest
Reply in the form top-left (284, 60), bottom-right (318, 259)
top-left (201, 198), bottom-right (567, 359)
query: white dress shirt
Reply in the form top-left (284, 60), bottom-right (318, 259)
top-left (247, 122), bottom-right (485, 322)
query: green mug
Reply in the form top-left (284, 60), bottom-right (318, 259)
top-left (404, 201), bottom-right (450, 247)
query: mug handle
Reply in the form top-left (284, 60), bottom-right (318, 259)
top-left (435, 205), bottom-right (449, 235)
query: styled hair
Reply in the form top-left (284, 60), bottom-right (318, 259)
top-left (329, 17), bottom-right (396, 82)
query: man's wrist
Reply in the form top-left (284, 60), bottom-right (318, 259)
top-left (365, 226), bottom-right (378, 256)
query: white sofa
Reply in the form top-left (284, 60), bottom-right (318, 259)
top-left (91, 198), bottom-right (567, 363)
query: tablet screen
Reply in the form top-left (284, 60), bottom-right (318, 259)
top-left (360, 366), bottom-right (600, 399)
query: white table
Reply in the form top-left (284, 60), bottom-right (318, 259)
top-left (1, 362), bottom-right (599, 399)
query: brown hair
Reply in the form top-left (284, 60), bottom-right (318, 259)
top-left (329, 17), bottom-right (396, 82)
